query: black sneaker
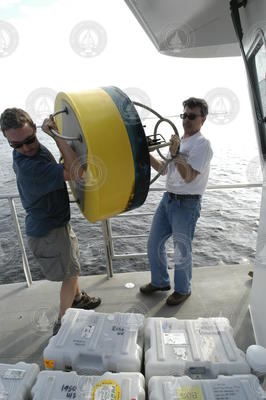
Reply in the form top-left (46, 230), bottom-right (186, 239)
top-left (140, 283), bottom-right (171, 295)
top-left (166, 291), bottom-right (191, 306)
top-left (72, 291), bottom-right (101, 310)
top-left (53, 320), bottom-right (61, 336)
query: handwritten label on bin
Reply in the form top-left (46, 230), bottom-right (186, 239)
top-left (176, 386), bottom-right (205, 400)
top-left (3, 369), bottom-right (25, 380)
top-left (91, 379), bottom-right (121, 400)
top-left (164, 332), bottom-right (186, 345)
top-left (81, 325), bottom-right (95, 339)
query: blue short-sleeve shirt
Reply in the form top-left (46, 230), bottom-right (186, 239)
top-left (13, 144), bottom-right (70, 237)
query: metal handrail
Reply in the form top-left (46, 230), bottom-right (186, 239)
top-left (0, 182), bottom-right (262, 286)
top-left (102, 183), bottom-right (263, 276)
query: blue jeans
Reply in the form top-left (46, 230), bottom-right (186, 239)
top-left (147, 192), bottom-right (201, 294)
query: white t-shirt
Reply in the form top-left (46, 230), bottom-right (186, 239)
top-left (166, 131), bottom-right (213, 195)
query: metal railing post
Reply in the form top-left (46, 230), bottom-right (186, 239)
top-left (8, 198), bottom-right (32, 287)
top-left (106, 218), bottom-right (115, 258)
top-left (101, 219), bottom-right (114, 278)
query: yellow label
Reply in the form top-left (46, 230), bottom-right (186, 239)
top-left (176, 386), bottom-right (205, 400)
top-left (43, 357), bottom-right (55, 369)
top-left (91, 379), bottom-right (121, 400)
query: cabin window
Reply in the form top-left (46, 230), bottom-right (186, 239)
top-left (254, 42), bottom-right (266, 116)
top-left (247, 29), bottom-right (266, 158)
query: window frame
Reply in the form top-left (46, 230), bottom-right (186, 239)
top-left (247, 28), bottom-right (266, 158)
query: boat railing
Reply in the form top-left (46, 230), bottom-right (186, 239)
top-left (0, 182), bottom-right (262, 287)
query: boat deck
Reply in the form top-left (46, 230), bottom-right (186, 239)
top-left (0, 263), bottom-right (254, 368)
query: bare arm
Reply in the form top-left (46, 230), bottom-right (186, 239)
top-left (41, 118), bottom-right (84, 181)
top-left (54, 137), bottom-right (84, 181)
top-left (169, 134), bottom-right (199, 183)
top-left (172, 154), bottom-right (199, 183)
top-left (150, 154), bottom-right (168, 175)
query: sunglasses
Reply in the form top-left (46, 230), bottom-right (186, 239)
top-left (180, 112), bottom-right (202, 120)
top-left (9, 133), bottom-right (36, 149)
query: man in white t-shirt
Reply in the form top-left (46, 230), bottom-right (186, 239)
top-left (140, 97), bottom-right (213, 305)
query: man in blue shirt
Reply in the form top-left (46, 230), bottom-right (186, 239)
top-left (0, 108), bottom-right (101, 335)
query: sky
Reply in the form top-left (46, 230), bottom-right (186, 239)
top-left (0, 0), bottom-right (262, 182)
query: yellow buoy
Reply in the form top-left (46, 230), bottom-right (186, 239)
top-left (54, 87), bottom-right (150, 222)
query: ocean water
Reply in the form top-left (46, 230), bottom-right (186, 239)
top-left (0, 120), bottom-right (262, 284)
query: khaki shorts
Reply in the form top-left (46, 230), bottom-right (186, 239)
top-left (27, 223), bottom-right (81, 282)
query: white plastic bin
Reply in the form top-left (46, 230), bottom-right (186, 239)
top-left (145, 317), bottom-right (250, 382)
top-left (32, 370), bottom-right (145, 400)
top-left (0, 361), bottom-right (39, 400)
top-left (149, 374), bottom-right (266, 400)
top-left (43, 308), bottom-right (144, 374)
